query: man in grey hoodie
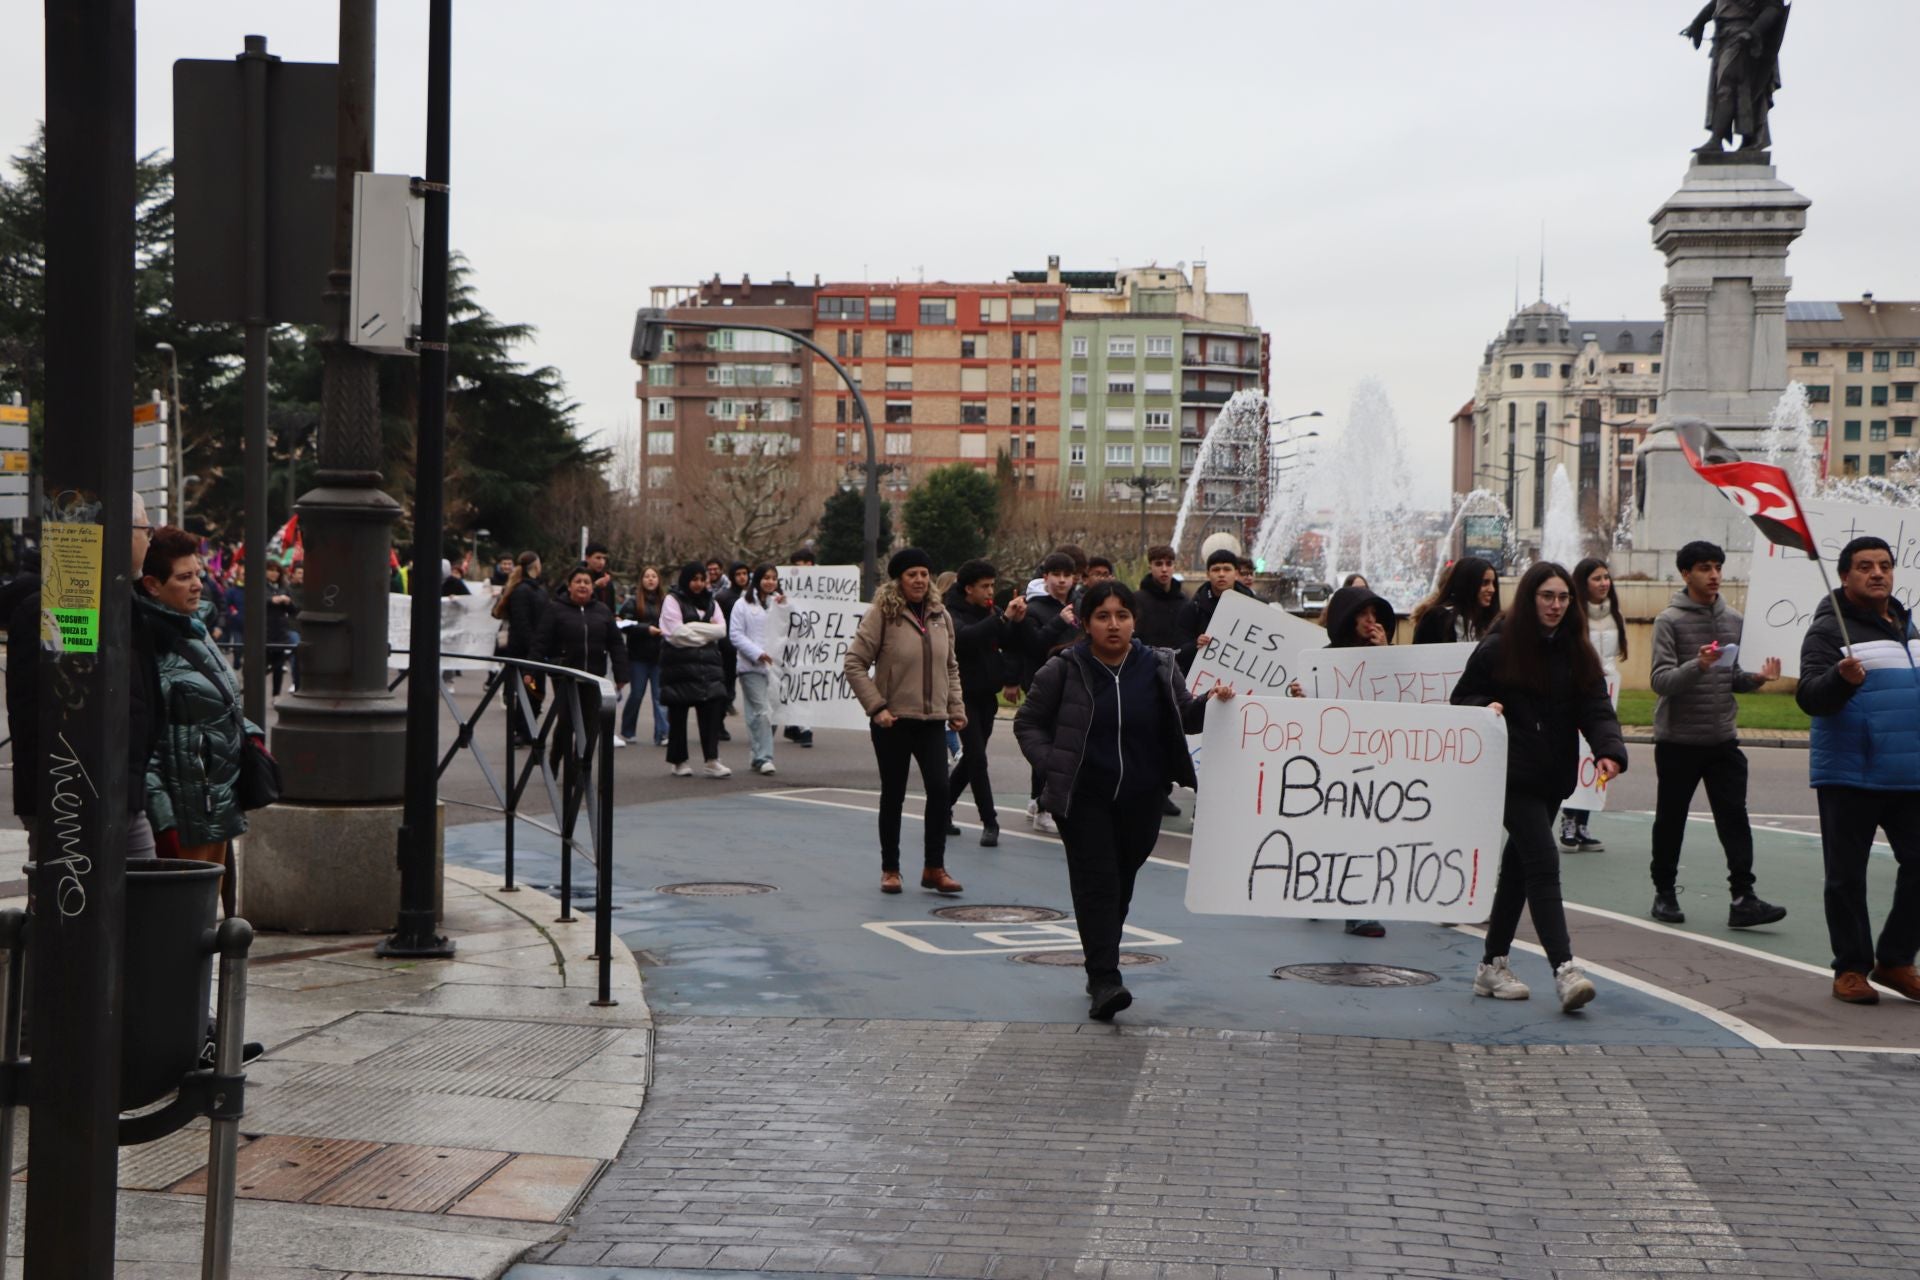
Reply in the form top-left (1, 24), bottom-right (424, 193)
top-left (1648, 540), bottom-right (1788, 929)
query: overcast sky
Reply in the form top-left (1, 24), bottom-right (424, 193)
top-left (8, 1), bottom-right (1918, 507)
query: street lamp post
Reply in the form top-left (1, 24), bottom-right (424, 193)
top-left (632, 308), bottom-right (883, 596)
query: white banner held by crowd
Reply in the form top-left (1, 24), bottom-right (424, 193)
top-left (1742, 497), bottom-right (1920, 671)
top-left (1297, 641), bottom-right (1477, 705)
top-left (1186, 696), bottom-right (1508, 923)
top-left (387, 592), bottom-right (502, 671)
top-left (769, 564), bottom-right (870, 731)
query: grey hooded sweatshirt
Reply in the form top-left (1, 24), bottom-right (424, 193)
top-left (1649, 589), bottom-right (1767, 745)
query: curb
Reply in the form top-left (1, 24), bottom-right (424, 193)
top-left (1622, 732), bottom-right (1808, 750)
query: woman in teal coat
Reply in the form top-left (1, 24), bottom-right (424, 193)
top-left (139, 526), bottom-right (258, 914)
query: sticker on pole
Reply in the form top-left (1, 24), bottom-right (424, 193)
top-left (1186, 696), bottom-right (1507, 922)
top-left (40, 521), bottom-right (104, 653)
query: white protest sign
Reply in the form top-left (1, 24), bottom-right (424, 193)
top-left (1565, 675), bottom-right (1620, 813)
top-left (1185, 592), bottom-right (1325, 698)
top-left (387, 591), bottom-right (503, 671)
top-left (769, 564), bottom-right (871, 730)
top-left (1297, 641), bottom-right (1477, 705)
top-left (1186, 696), bottom-right (1507, 922)
top-left (1743, 497), bottom-right (1920, 670)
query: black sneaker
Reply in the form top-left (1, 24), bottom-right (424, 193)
top-left (980, 824), bottom-right (999, 848)
top-left (1651, 891), bottom-right (1685, 924)
top-left (947, 822), bottom-right (962, 837)
top-left (1161, 795), bottom-right (1181, 817)
top-left (1729, 895), bottom-right (1787, 929)
top-left (783, 726), bottom-right (802, 742)
top-left (1088, 982), bottom-right (1132, 1021)
top-left (1574, 825), bottom-right (1604, 852)
top-left (1559, 814), bottom-right (1580, 848)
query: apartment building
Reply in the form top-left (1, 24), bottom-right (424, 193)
top-left (1787, 296), bottom-right (1920, 478)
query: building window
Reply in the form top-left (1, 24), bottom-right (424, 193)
top-left (960, 366), bottom-right (988, 394)
top-left (979, 297), bottom-right (1007, 324)
top-left (1069, 481), bottom-right (1086, 502)
top-left (1897, 384), bottom-right (1916, 402)
top-left (1806, 385), bottom-right (1831, 403)
top-left (1106, 444), bottom-right (1134, 466)
top-left (1811, 419), bottom-right (1828, 437)
top-left (1846, 386), bottom-right (1863, 407)
top-left (1180, 443), bottom-right (1198, 468)
top-left (920, 298), bottom-right (955, 325)
top-left (1509, 364), bottom-right (1524, 378)
top-left (817, 297), bottom-right (864, 321)
top-left (1071, 335), bottom-right (1088, 358)
top-left (1036, 299), bottom-right (1059, 322)
top-left (1618, 438), bottom-right (1635, 456)
top-left (961, 333), bottom-right (986, 359)
top-left (1025, 433), bottom-right (1036, 459)
top-left (1532, 363), bottom-right (1552, 378)
top-left (1009, 404), bottom-right (1021, 426)
top-left (1144, 372), bottom-right (1173, 394)
top-left (885, 367), bottom-right (912, 391)
top-left (1843, 454), bottom-right (1860, 475)
top-left (1617, 362), bottom-right (1635, 374)
top-left (869, 297), bottom-right (895, 322)
top-left (1144, 444), bottom-right (1172, 466)
top-left (646, 364), bottom-right (673, 386)
top-left (961, 401), bottom-right (988, 425)
top-left (959, 433), bottom-right (987, 459)
top-left (836, 330), bottom-right (847, 358)
top-left (647, 399), bottom-right (674, 421)
top-left (1849, 352), bottom-right (1865, 372)
top-left (1801, 350), bottom-right (1820, 366)
top-left (886, 332), bottom-right (913, 358)
top-left (1871, 421), bottom-right (1888, 442)
top-left (1071, 373), bottom-right (1088, 395)
top-left (1069, 443), bottom-right (1085, 465)
top-left (1026, 403), bottom-right (1037, 426)
top-left (885, 431), bottom-right (911, 455)
top-left (1651, 362), bottom-right (1661, 374)
top-left (1896, 418), bottom-right (1915, 437)
top-left (1559, 364), bottom-right (1572, 378)
top-left (1108, 374), bottom-right (1136, 395)
top-left (885, 401), bottom-right (913, 425)
top-left (835, 397), bottom-right (847, 423)
top-left (1647, 397), bottom-right (1658, 414)
top-left (646, 465), bottom-right (673, 489)
top-left (833, 430), bottom-right (848, 455)
top-left (1011, 333), bottom-right (1023, 359)
top-left (1875, 352), bottom-right (1892, 372)
top-left (1144, 409), bottom-right (1172, 429)
top-left (1899, 350), bottom-right (1917, 368)
top-left (645, 430), bottom-right (674, 454)
top-left (1870, 455), bottom-right (1888, 476)
top-left (1844, 420), bottom-right (1862, 441)
top-left (1873, 386), bottom-right (1890, 406)
top-left (1109, 337), bottom-right (1136, 358)
top-left (1146, 335), bottom-right (1174, 357)
top-left (1616, 397), bottom-right (1639, 414)
top-left (1070, 409), bottom-right (1086, 430)
top-left (1108, 408), bottom-right (1135, 431)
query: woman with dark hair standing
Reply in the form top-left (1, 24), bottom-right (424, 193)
top-left (531, 565), bottom-right (630, 775)
top-left (729, 563), bottom-right (785, 775)
top-left (1016, 580), bottom-right (1235, 1020)
top-left (494, 550), bottom-right (546, 743)
top-left (844, 548), bottom-right (966, 896)
top-left (1411, 556), bottom-right (1500, 645)
top-left (1561, 557), bottom-right (1627, 851)
top-left (618, 565), bottom-right (670, 747)
top-left (660, 562), bottom-right (731, 777)
top-left (1451, 561), bottom-right (1628, 1013)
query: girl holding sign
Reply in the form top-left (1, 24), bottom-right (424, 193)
top-left (1559, 558), bottom-right (1627, 851)
top-left (1451, 562), bottom-right (1628, 1013)
top-left (1015, 580), bottom-right (1236, 1021)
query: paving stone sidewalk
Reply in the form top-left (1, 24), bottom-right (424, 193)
top-left (520, 1015), bottom-right (1920, 1280)
top-left (4, 862), bottom-right (650, 1280)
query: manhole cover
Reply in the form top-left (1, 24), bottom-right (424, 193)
top-left (1012, 950), bottom-right (1165, 967)
top-left (656, 882), bottom-right (777, 897)
top-left (932, 905), bottom-right (1067, 923)
top-left (1273, 962), bottom-right (1439, 987)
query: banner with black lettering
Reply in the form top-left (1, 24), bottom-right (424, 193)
top-left (768, 565), bottom-right (871, 731)
top-left (1186, 696), bottom-right (1507, 922)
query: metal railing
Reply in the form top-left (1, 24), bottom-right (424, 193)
top-left (387, 650), bottom-right (619, 1005)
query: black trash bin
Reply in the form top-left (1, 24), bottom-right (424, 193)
top-left (120, 858), bottom-right (223, 1110)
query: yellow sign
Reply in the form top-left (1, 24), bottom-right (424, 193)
top-left (0, 406), bottom-right (25, 424)
top-left (40, 522), bottom-right (104, 654)
top-left (132, 402), bottom-right (160, 425)
top-left (0, 452), bottom-right (25, 474)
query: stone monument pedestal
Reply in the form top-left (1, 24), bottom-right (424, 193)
top-left (1625, 154), bottom-right (1810, 580)
top-left (239, 801), bottom-right (443, 933)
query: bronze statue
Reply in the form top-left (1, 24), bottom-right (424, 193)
top-left (1682, 0), bottom-right (1790, 156)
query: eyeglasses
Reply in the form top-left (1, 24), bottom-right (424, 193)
top-left (131, 524), bottom-right (152, 533)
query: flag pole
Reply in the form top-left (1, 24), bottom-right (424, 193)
top-left (1809, 548), bottom-right (1854, 652)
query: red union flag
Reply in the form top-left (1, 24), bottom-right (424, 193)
top-left (1674, 420), bottom-right (1816, 556)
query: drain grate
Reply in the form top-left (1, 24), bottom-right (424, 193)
top-left (656, 881), bottom-right (777, 896)
top-left (1012, 950), bottom-right (1165, 967)
top-left (932, 904), bottom-right (1066, 923)
top-left (1273, 962), bottom-right (1440, 987)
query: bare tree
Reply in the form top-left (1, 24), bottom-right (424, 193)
top-left (663, 433), bottom-right (826, 564)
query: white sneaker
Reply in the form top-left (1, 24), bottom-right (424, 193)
top-left (1554, 960), bottom-right (1597, 1013)
top-left (1026, 800), bottom-right (1042, 829)
top-left (1033, 810), bottom-right (1058, 836)
top-left (703, 760), bottom-right (732, 779)
top-left (1473, 956), bottom-right (1531, 1001)
top-left (670, 762), bottom-right (694, 777)
top-left (612, 734), bottom-right (628, 749)
top-left (753, 760), bottom-right (777, 775)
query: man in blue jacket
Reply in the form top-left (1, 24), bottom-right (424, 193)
top-left (1797, 536), bottom-right (1920, 1006)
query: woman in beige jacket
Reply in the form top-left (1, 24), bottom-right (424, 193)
top-left (844, 548), bottom-right (968, 895)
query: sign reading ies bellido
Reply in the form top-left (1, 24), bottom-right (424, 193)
top-left (1186, 696), bottom-right (1507, 922)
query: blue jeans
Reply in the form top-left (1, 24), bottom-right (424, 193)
top-left (621, 661), bottom-right (666, 741)
top-left (739, 668), bottom-right (775, 765)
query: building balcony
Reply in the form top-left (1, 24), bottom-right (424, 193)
top-left (1182, 354), bottom-right (1261, 372)
top-left (1181, 389), bottom-right (1232, 405)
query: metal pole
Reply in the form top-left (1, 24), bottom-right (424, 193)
top-left (381, 0), bottom-right (454, 959)
top-left (200, 918), bottom-right (252, 1280)
top-left (29, 3), bottom-right (135, 1274)
top-left (239, 36), bottom-right (273, 727)
top-left (591, 694), bottom-right (616, 1007)
top-left (0, 908), bottom-right (27, 1280)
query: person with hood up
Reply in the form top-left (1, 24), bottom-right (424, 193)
top-left (1647, 540), bottom-right (1787, 929)
top-left (659, 562), bottom-right (731, 777)
top-left (844, 548), bottom-right (967, 895)
top-left (1175, 548), bottom-right (1255, 672)
top-left (1411, 556), bottom-right (1500, 645)
top-left (1016, 579), bottom-right (1236, 1020)
top-left (1452, 561), bottom-right (1627, 1013)
top-left (531, 565), bottom-right (630, 774)
top-left (1795, 537), bottom-right (1920, 1005)
top-left (944, 558), bottom-right (1027, 846)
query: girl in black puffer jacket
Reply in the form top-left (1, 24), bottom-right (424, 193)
top-left (532, 566), bottom-right (631, 773)
top-left (1451, 561), bottom-right (1627, 1014)
top-left (659, 562), bottom-right (731, 777)
top-left (1015, 580), bottom-right (1235, 1022)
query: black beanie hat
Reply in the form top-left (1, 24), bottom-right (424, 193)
top-left (888, 547), bottom-right (933, 579)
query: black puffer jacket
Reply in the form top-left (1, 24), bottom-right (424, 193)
top-left (1017, 591), bottom-right (1078, 688)
top-left (531, 597), bottom-right (631, 686)
top-left (1134, 575), bottom-right (1187, 649)
top-left (619, 592), bottom-right (665, 665)
top-left (1451, 622), bottom-right (1627, 801)
top-left (1014, 640), bottom-right (1210, 819)
top-left (501, 578), bottom-right (548, 658)
top-left (659, 587), bottom-right (728, 707)
top-left (944, 585), bottom-right (1016, 699)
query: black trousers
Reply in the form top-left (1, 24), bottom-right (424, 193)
top-left (870, 717), bottom-right (950, 872)
top-left (947, 689), bottom-right (1002, 827)
top-left (666, 697), bottom-right (725, 765)
top-left (1650, 740), bottom-right (1755, 895)
top-left (1482, 788), bottom-right (1574, 971)
top-left (1816, 786), bottom-right (1920, 975)
top-left (1056, 787), bottom-right (1165, 988)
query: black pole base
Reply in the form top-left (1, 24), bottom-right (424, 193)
top-left (375, 921), bottom-right (454, 960)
